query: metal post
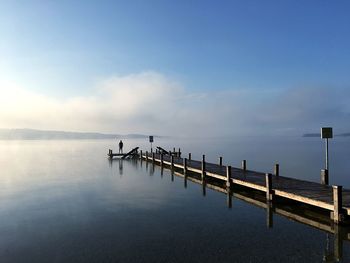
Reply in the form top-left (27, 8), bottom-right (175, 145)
top-left (321, 169), bottom-right (329, 185)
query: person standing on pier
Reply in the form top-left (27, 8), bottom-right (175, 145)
top-left (118, 140), bottom-right (124, 153)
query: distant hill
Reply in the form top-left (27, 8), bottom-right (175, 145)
top-left (302, 133), bottom-right (320, 137)
top-left (338, 133), bottom-right (350, 137)
top-left (303, 132), bottom-right (350, 137)
top-left (0, 129), bottom-right (160, 140)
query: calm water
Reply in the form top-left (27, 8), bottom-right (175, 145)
top-left (0, 137), bottom-right (349, 262)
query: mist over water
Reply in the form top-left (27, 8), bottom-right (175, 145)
top-left (0, 137), bottom-right (349, 262)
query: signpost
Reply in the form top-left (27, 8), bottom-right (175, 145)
top-left (321, 127), bottom-right (333, 171)
top-left (149, 135), bottom-right (154, 153)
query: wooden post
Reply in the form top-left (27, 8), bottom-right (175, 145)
top-left (171, 155), bottom-right (174, 170)
top-left (242, 160), bottom-right (246, 171)
top-left (333, 185), bottom-right (343, 224)
top-left (321, 169), bottom-right (329, 185)
top-left (274, 164), bottom-right (279, 177)
top-left (160, 153), bottom-right (164, 166)
top-left (201, 155), bottom-right (206, 180)
top-left (146, 151), bottom-right (148, 161)
top-left (226, 166), bottom-right (231, 188)
top-left (183, 158), bottom-right (187, 175)
top-left (265, 173), bottom-right (273, 201)
top-left (173, 147), bottom-right (175, 154)
top-left (178, 148), bottom-right (181, 157)
top-left (188, 153), bottom-right (191, 161)
top-left (219, 156), bottom-right (223, 166)
top-left (152, 152), bottom-right (155, 163)
top-left (140, 150), bottom-right (143, 160)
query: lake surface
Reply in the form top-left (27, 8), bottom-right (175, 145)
top-left (0, 137), bottom-right (349, 262)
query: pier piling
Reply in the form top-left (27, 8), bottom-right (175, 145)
top-left (242, 160), bottom-right (247, 171)
top-left (226, 166), bottom-right (231, 188)
top-left (321, 169), bottom-right (329, 185)
top-left (333, 185), bottom-right (343, 224)
top-left (202, 155), bottom-right (206, 180)
top-left (274, 164), bottom-right (279, 177)
top-left (183, 158), bottom-right (187, 175)
top-left (266, 173), bottom-right (273, 201)
top-left (171, 155), bottom-right (174, 170)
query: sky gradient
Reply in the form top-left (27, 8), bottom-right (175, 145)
top-left (1, 1), bottom-right (350, 136)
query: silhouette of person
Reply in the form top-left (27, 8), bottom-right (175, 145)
top-left (119, 140), bottom-right (123, 153)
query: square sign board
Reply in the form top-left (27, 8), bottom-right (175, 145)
top-left (321, 127), bottom-right (333, 139)
top-left (149, 136), bottom-right (154, 143)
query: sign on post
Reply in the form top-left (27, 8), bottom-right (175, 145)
top-left (149, 136), bottom-right (154, 152)
top-left (321, 127), bottom-right (333, 173)
top-left (321, 127), bottom-right (333, 139)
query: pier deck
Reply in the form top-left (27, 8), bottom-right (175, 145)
top-left (141, 152), bottom-right (350, 223)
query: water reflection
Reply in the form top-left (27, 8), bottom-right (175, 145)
top-left (226, 187), bottom-right (232, 208)
top-left (134, 158), bottom-right (350, 263)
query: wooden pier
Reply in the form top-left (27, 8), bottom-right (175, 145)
top-left (140, 151), bottom-right (350, 224)
top-left (108, 147), bottom-right (139, 159)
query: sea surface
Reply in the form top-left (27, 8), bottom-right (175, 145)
top-left (0, 137), bottom-right (349, 262)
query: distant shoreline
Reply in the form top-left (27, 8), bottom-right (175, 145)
top-left (303, 133), bottom-right (350, 137)
top-left (0, 128), bottom-right (163, 140)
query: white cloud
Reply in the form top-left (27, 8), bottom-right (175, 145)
top-left (0, 72), bottom-right (349, 136)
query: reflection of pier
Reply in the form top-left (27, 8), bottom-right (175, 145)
top-left (139, 154), bottom-right (349, 261)
top-left (138, 151), bottom-right (350, 261)
top-left (110, 155), bottom-right (349, 261)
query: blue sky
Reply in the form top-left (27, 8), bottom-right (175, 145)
top-left (1, 1), bottom-right (350, 135)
